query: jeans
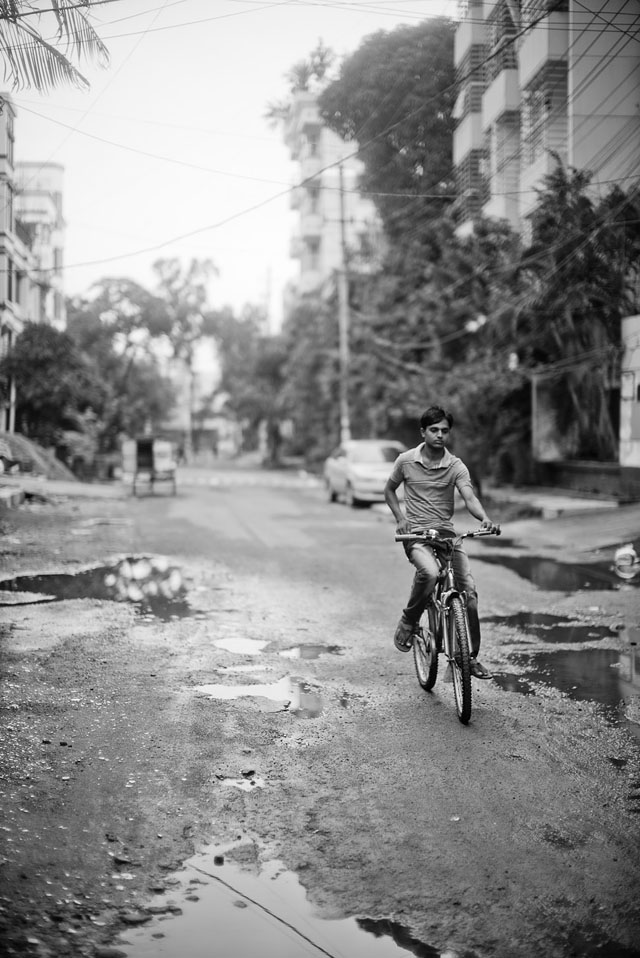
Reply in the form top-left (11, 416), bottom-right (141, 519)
top-left (402, 541), bottom-right (482, 658)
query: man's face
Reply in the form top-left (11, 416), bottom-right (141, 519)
top-left (421, 419), bottom-right (450, 450)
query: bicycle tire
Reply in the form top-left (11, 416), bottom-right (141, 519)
top-left (450, 597), bottom-right (472, 725)
top-left (413, 606), bottom-right (439, 690)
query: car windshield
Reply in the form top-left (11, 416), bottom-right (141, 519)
top-left (349, 444), bottom-right (400, 464)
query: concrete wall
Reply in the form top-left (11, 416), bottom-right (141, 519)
top-left (620, 314), bottom-right (640, 468)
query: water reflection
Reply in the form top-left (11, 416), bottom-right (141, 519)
top-left (280, 644), bottom-right (344, 660)
top-left (479, 555), bottom-right (634, 591)
top-left (195, 675), bottom-right (323, 718)
top-left (0, 557), bottom-right (189, 621)
top-left (483, 611), bottom-right (618, 643)
top-left (494, 646), bottom-right (640, 739)
top-left (117, 850), bottom-right (439, 958)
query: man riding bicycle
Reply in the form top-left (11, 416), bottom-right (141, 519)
top-left (384, 406), bottom-right (499, 679)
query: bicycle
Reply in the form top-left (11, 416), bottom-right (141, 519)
top-left (394, 527), bottom-right (501, 725)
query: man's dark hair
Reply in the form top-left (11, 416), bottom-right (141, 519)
top-left (420, 406), bottom-right (454, 429)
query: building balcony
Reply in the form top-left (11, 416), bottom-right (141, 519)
top-left (454, 8), bottom-right (485, 64)
top-left (482, 69), bottom-right (520, 127)
top-left (519, 11), bottom-right (569, 90)
top-left (453, 111), bottom-right (483, 164)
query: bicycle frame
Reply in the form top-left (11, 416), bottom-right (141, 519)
top-left (395, 528), bottom-right (500, 724)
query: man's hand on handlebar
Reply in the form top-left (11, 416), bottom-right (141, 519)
top-left (395, 517), bottom-right (412, 535)
top-left (479, 519), bottom-right (501, 534)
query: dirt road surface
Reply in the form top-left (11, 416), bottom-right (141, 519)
top-left (1, 471), bottom-right (639, 958)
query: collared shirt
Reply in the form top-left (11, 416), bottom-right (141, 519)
top-left (388, 443), bottom-right (474, 532)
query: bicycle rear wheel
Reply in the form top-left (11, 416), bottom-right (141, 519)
top-left (449, 597), bottom-right (472, 724)
top-left (413, 606), bottom-right (438, 690)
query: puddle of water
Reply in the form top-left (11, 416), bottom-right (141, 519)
top-left (280, 644), bottom-right (344, 660)
top-left (484, 612), bottom-right (618, 643)
top-left (494, 647), bottom-right (640, 740)
top-left (478, 555), bottom-right (636, 591)
top-left (214, 637), bottom-right (269, 655)
top-left (195, 675), bottom-right (323, 718)
top-left (118, 848), bottom-right (441, 958)
top-left (0, 557), bottom-right (189, 621)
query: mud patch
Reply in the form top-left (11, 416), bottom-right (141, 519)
top-left (0, 557), bottom-right (189, 621)
top-left (117, 846), bottom-right (439, 958)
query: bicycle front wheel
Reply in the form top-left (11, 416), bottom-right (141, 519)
top-left (413, 606), bottom-right (438, 691)
top-left (449, 597), bottom-right (472, 725)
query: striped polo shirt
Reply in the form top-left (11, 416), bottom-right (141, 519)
top-left (388, 444), bottom-right (474, 532)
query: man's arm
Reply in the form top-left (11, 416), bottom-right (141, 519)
top-left (384, 476), bottom-right (411, 533)
top-left (458, 485), bottom-right (499, 533)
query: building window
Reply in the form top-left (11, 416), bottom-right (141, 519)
top-left (522, 63), bottom-right (567, 165)
top-left (307, 131), bottom-right (319, 156)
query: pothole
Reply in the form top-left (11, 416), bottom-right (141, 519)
top-left (0, 557), bottom-right (189, 621)
top-left (116, 843), bottom-right (441, 958)
top-left (478, 554), bottom-right (638, 591)
top-left (279, 644), bottom-right (345, 659)
top-left (195, 676), bottom-right (323, 718)
top-left (484, 612), bottom-right (619, 643)
top-left (494, 644), bottom-right (640, 741)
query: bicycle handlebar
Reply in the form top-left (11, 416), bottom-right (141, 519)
top-left (395, 527), bottom-right (501, 543)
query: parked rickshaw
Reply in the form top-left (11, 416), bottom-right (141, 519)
top-left (122, 438), bottom-right (177, 496)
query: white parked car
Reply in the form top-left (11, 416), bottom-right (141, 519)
top-left (323, 439), bottom-right (406, 508)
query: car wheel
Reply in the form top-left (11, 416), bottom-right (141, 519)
top-left (345, 483), bottom-right (365, 509)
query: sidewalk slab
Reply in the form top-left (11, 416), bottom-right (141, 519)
top-left (1, 477), bottom-right (126, 502)
top-left (500, 501), bottom-right (640, 556)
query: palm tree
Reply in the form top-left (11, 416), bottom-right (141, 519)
top-left (0, 0), bottom-right (109, 92)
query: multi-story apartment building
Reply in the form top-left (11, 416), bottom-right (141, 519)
top-left (15, 161), bottom-right (66, 329)
top-left (284, 90), bottom-right (384, 295)
top-left (453, 0), bottom-right (640, 234)
top-left (0, 95), bottom-right (65, 432)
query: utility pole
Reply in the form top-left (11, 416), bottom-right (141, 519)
top-left (337, 163), bottom-right (351, 444)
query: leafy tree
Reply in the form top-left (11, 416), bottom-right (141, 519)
top-left (265, 39), bottom-right (335, 125)
top-left (208, 304), bottom-right (287, 462)
top-left (279, 293), bottom-right (340, 465)
top-left (319, 18), bottom-right (456, 242)
top-left (517, 164), bottom-right (640, 460)
top-left (151, 258), bottom-right (218, 456)
top-left (0, 0), bottom-right (109, 92)
top-left (0, 320), bottom-right (106, 447)
top-left (67, 279), bottom-right (177, 447)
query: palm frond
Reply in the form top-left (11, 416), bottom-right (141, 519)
top-left (49, 1), bottom-right (109, 66)
top-left (0, 18), bottom-right (89, 90)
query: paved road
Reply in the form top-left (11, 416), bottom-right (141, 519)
top-left (1, 471), bottom-right (639, 958)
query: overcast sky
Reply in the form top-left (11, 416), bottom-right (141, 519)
top-left (14, 0), bottom-right (455, 327)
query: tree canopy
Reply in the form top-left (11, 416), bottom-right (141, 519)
top-left (319, 17), bottom-right (456, 241)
